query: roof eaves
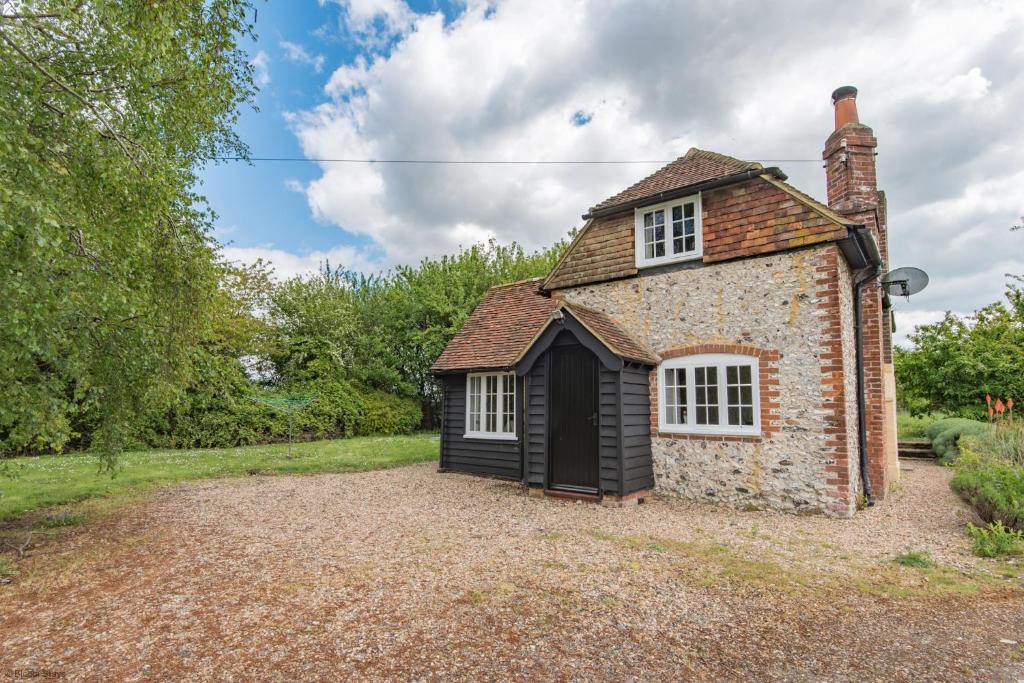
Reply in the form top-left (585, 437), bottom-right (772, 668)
top-left (561, 302), bottom-right (660, 366)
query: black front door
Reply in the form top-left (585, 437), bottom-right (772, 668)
top-left (549, 343), bottom-right (600, 491)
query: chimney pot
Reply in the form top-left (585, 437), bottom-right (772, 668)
top-left (831, 85), bottom-right (859, 130)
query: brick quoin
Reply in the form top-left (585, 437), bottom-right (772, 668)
top-left (815, 247), bottom-right (855, 515)
top-left (648, 343), bottom-right (781, 442)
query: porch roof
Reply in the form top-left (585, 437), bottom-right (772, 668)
top-left (430, 278), bottom-right (658, 373)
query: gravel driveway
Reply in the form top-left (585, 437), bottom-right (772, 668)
top-left (1, 461), bottom-right (1022, 681)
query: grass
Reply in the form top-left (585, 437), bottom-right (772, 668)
top-left (0, 434), bottom-right (439, 523)
top-left (894, 549), bottom-right (935, 568)
top-left (0, 556), bottom-right (15, 578)
top-left (897, 412), bottom-right (945, 440)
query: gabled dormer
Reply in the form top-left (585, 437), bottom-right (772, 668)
top-left (542, 148), bottom-right (859, 291)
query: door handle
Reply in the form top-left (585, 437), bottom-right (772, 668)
top-left (588, 412), bottom-right (598, 425)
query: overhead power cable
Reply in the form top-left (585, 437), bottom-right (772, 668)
top-left (212, 156), bottom-right (823, 165)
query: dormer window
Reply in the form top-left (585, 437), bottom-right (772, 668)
top-left (634, 194), bottom-right (702, 268)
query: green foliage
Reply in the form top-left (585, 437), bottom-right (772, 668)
top-left (895, 288), bottom-right (1024, 418)
top-left (0, 434), bottom-right (438, 522)
top-left (40, 512), bottom-right (85, 528)
top-left (924, 418), bottom-right (989, 463)
top-left (893, 549), bottom-right (935, 569)
top-left (0, 0), bottom-right (569, 459)
top-left (966, 521), bottom-right (1024, 558)
top-left (356, 390), bottom-right (422, 436)
top-left (0, 1), bottom-right (257, 465)
top-left (0, 556), bottom-right (14, 578)
top-left (961, 417), bottom-right (1024, 467)
top-left (950, 450), bottom-right (1024, 531)
top-left (896, 412), bottom-right (944, 440)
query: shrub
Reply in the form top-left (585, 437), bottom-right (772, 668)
top-left (950, 450), bottom-right (1024, 531)
top-left (893, 549), bottom-right (935, 568)
top-left (961, 418), bottom-right (1024, 467)
top-left (924, 418), bottom-right (990, 463)
top-left (355, 390), bottom-right (422, 436)
top-left (966, 521), bottom-right (1024, 558)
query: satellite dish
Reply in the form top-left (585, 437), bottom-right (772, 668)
top-left (882, 267), bottom-right (929, 300)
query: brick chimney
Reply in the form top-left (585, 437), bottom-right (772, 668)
top-left (823, 86), bottom-right (897, 500)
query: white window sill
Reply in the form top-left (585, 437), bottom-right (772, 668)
top-left (658, 426), bottom-right (761, 438)
top-left (463, 432), bottom-right (518, 441)
top-left (636, 252), bottom-right (703, 269)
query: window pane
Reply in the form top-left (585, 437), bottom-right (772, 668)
top-left (684, 202), bottom-right (694, 219)
top-left (672, 205), bottom-right (682, 221)
top-left (502, 375), bottom-right (515, 433)
top-left (694, 365), bottom-right (719, 426)
top-left (644, 212), bottom-right (653, 228)
top-left (663, 367), bottom-right (687, 425)
top-left (485, 375), bottom-right (498, 432)
top-left (469, 376), bottom-right (481, 431)
top-left (654, 210), bottom-right (664, 225)
top-left (725, 363), bottom-right (755, 427)
top-left (685, 235), bottom-right (695, 252)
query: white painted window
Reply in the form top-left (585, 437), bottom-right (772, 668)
top-left (635, 194), bottom-right (702, 268)
top-left (658, 354), bottom-right (759, 436)
top-left (466, 372), bottom-right (516, 439)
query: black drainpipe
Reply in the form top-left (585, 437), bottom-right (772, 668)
top-left (853, 266), bottom-right (881, 504)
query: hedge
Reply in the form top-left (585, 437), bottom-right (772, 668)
top-left (923, 418), bottom-right (990, 463)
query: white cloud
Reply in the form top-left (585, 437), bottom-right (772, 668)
top-left (250, 50), bottom-right (271, 87)
top-left (323, 0), bottom-right (416, 48)
top-left (279, 40), bottom-right (326, 73)
top-left (221, 245), bottom-right (380, 281)
top-left (281, 0), bottom-right (1024, 338)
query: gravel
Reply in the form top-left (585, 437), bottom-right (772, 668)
top-left (1, 461), bottom-right (1022, 681)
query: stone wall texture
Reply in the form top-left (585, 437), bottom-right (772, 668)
top-left (558, 245), bottom-right (861, 516)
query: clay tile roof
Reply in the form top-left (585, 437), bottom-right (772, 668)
top-left (562, 303), bottom-right (660, 366)
top-left (430, 278), bottom-right (660, 373)
top-left (430, 278), bottom-right (557, 373)
top-left (589, 148), bottom-right (762, 214)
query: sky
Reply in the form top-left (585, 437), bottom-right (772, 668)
top-left (203, 0), bottom-right (1024, 346)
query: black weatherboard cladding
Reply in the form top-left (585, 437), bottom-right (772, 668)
top-left (439, 373), bottom-right (522, 480)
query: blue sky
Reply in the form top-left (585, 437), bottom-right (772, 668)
top-left (202, 0), bottom-right (461, 261)
top-left (202, 1), bottom-right (1024, 345)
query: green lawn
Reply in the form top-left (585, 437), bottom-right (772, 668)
top-left (0, 434), bottom-right (439, 522)
top-left (897, 413), bottom-right (945, 440)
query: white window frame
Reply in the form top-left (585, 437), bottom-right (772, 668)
top-left (465, 372), bottom-right (517, 440)
top-left (634, 193), bottom-right (703, 269)
top-left (657, 354), bottom-right (760, 436)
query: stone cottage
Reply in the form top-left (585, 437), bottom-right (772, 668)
top-left (430, 86), bottom-right (898, 517)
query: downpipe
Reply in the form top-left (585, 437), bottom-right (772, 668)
top-left (853, 266), bottom-right (882, 505)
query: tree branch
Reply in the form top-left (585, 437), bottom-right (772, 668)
top-left (0, 27), bottom-right (142, 168)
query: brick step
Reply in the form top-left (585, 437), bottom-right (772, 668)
top-left (898, 441), bottom-right (936, 460)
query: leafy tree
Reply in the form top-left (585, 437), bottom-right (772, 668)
top-left (0, 1), bottom-right (256, 464)
top-left (896, 288), bottom-right (1024, 417)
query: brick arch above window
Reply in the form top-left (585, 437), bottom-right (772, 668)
top-left (650, 344), bottom-right (782, 441)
